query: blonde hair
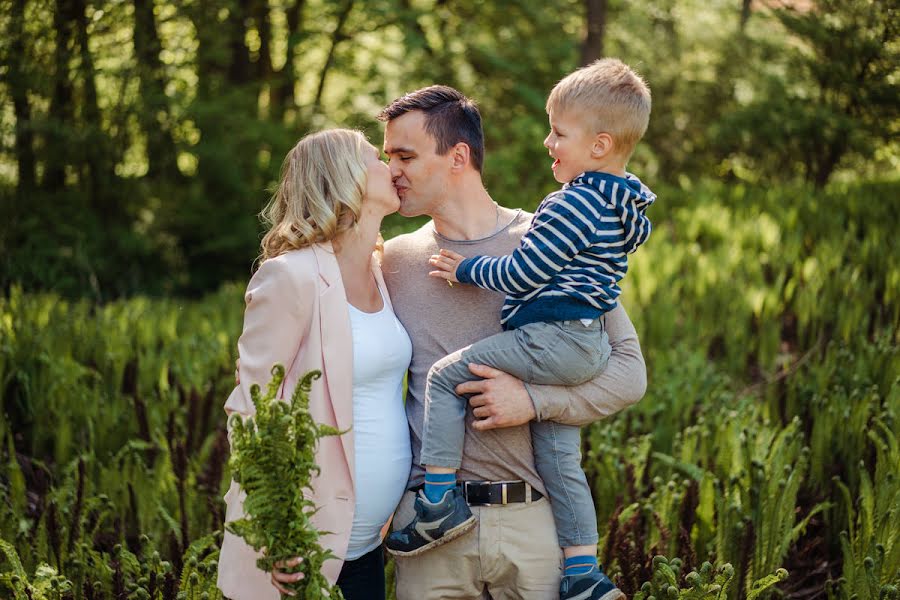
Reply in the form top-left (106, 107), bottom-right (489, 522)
top-left (547, 58), bottom-right (651, 160)
top-left (259, 129), bottom-right (371, 262)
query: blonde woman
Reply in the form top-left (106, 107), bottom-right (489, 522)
top-left (217, 129), bottom-right (412, 600)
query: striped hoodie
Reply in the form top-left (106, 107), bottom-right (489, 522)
top-left (456, 171), bottom-right (655, 330)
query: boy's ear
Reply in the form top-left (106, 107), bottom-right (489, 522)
top-left (591, 133), bottom-right (615, 159)
top-left (450, 142), bottom-right (471, 171)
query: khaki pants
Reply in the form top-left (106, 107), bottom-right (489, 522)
top-left (392, 490), bottom-right (563, 599)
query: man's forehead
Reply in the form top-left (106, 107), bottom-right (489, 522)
top-left (383, 111), bottom-right (433, 153)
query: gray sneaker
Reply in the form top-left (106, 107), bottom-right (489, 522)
top-left (559, 566), bottom-right (625, 600)
top-left (385, 486), bottom-right (476, 556)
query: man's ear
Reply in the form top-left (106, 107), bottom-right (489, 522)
top-left (591, 133), bottom-right (615, 159)
top-left (450, 142), bottom-right (471, 172)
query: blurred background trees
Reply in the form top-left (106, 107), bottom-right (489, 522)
top-left (0, 0), bottom-right (897, 298)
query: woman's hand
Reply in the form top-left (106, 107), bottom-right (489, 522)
top-left (270, 556), bottom-right (304, 596)
top-left (429, 249), bottom-right (465, 283)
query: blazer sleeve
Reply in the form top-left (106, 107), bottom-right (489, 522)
top-left (224, 257), bottom-right (315, 431)
top-left (525, 303), bottom-right (647, 427)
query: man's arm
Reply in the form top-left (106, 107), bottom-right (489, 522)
top-left (457, 303), bottom-right (646, 429)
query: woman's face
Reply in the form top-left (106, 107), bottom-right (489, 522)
top-left (364, 145), bottom-right (400, 216)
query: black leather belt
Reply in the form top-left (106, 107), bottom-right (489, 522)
top-left (462, 480), bottom-right (543, 506)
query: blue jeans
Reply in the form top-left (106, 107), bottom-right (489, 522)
top-left (420, 319), bottom-right (611, 547)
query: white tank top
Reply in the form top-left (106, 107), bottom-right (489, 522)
top-left (344, 285), bottom-right (413, 560)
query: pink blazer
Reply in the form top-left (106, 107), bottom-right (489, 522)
top-left (217, 242), bottom-right (392, 599)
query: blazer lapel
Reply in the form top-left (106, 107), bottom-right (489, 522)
top-left (311, 242), bottom-right (355, 484)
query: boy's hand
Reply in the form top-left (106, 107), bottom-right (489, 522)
top-left (429, 249), bottom-right (465, 283)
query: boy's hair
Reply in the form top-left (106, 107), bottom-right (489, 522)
top-left (547, 58), bottom-right (651, 160)
top-left (377, 85), bottom-right (485, 173)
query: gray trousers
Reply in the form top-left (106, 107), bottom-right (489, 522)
top-left (420, 319), bottom-right (611, 547)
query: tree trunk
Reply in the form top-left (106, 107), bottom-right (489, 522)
top-left (740, 0), bottom-right (752, 31)
top-left (580, 0), bottom-right (607, 66)
top-left (313, 0), bottom-right (354, 112)
top-left (228, 0), bottom-right (253, 86)
top-left (44, 0), bottom-right (77, 190)
top-left (73, 0), bottom-right (115, 206)
top-left (8, 0), bottom-right (36, 193)
top-left (133, 0), bottom-right (180, 179)
top-left (270, 0), bottom-right (306, 121)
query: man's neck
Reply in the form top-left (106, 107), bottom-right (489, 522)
top-left (431, 182), bottom-right (499, 241)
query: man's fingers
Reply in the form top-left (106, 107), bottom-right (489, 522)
top-left (472, 405), bottom-right (492, 419)
top-left (467, 393), bottom-right (488, 408)
top-left (472, 416), bottom-right (498, 431)
top-left (456, 378), bottom-right (488, 396)
top-left (467, 363), bottom-right (504, 378)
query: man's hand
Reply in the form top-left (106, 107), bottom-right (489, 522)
top-left (429, 249), bottom-right (465, 283)
top-left (455, 363), bottom-right (537, 430)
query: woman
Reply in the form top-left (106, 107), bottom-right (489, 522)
top-left (216, 129), bottom-right (412, 600)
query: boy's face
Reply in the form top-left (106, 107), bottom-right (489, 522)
top-left (543, 109), bottom-right (598, 184)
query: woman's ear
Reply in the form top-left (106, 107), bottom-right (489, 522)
top-left (450, 142), bottom-right (471, 172)
top-left (591, 133), bottom-right (615, 159)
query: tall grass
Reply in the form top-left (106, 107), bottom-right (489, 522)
top-left (1, 180), bottom-right (898, 598)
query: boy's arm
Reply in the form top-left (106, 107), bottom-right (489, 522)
top-left (436, 192), bottom-right (601, 294)
top-left (525, 303), bottom-right (646, 426)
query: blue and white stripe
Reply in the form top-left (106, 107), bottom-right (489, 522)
top-left (456, 171), bottom-right (655, 329)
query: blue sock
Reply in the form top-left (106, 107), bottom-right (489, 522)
top-left (424, 472), bottom-right (456, 503)
top-left (564, 555), bottom-right (598, 576)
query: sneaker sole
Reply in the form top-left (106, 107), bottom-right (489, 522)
top-left (386, 515), bottom-right (477, 557)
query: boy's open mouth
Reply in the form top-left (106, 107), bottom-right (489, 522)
top-left (552, 158), bottom-right (560, 169)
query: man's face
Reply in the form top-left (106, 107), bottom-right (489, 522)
top-left (383, 111), bottom-right (454, 218)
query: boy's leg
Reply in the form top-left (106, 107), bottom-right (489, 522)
top-left (531, 421), bottom-right (624, 600)
top-left (530, 421), bottom-right (599, 548)
top-left (392, 320), bottom-right (611, 556)
top-left (417, 321), bottom-right (596, 470)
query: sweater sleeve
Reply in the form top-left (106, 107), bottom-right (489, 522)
top-left (456, 191), bottom-right (598, 293)
top-left (525, 303), bottom-right (647, 426)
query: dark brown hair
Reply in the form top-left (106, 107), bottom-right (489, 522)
top-left (377, 85), bottom-right (485, 173)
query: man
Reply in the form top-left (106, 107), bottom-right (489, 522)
top-left (379, 86), bottom-right (647, 599)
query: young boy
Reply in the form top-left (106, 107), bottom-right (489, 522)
top-left (386, 59), bottom-right (654, 600)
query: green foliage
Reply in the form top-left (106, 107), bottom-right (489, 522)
top-left (828, 419), bottom-right (900, 599)
top-left (633, 557), bottom-right (736, 600)
top-left (1, 0), bottom-right (897, 297)
top-left (0, 537), bottom-right (73, 600)
top-left (0, 179), bottom-right (897, 597)
top-left (226, 365), bottom-right (343, 599)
